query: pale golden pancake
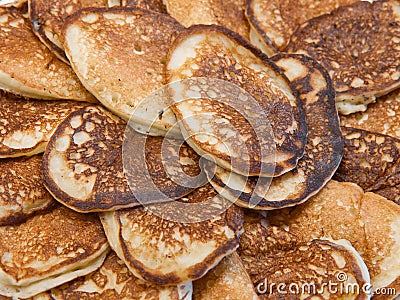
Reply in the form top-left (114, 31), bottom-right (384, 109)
top-left (335, 126), bottom-right (400, 205)
top-left (0, 205), bottom-right (109, 299)
top-left (100, 184), bottom-right (244, 285)
top-left (0, 6), bottom-right (95, 102)
top-left (43, 106), bottom-right (201, 212)
top-left (193, 252), bottom-right (259, 300)
top-left (0, 155), bottom-right (55, 226)
top-left (164, 0), bottom-right (250, 39)
top-left (269, 181), bottom-right (400, 299)
top-left (287, 0), bottom-right (400, 114)
top-left (63, 7), bottom-right (183, 135)
top-left (205, 54), bottom-right (342, 210)
top-left (246, 0), bottom-right (356, 55)
top-left (0, 92), bottom-right (87, 158)
top-left (166, 25), bottom-right (307, 177)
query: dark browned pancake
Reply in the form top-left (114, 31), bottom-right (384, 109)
top-left (334, 126), bottom-right (400, 205)
top-left (205, 54), bottom-right (342, 209)
top-left (121, 0), bottom-right (167, 13)
top-left (286, 0), bottom-right (400, 115)
top-left (0, 92), bottom-right (87, 158)
top-left (43, 106), bottom-right (201, 212)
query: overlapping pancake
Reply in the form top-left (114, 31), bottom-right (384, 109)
top-left (43, 106), bottom-right (201, 212)
top-left (166, 26), bottom-right (307, 177)
top-left (47, 251), bottom-right (191, 300)
top-left (335, 126), bottom-right (400, 205)
top-left (193, 252), bottom-right (259, 300)
top-left (0, 92), bottom-right (87, 158)
top-left (163, 0), bottom-right (250, 39)
top-left (286, 0), bottom-right (400, 115)
top-left (238, 218), bottom-right (370, 299)
top-left (121, 0), bottom-right (167, 13)
top-left (204, 54), bottom-right (342, 209)
top-left (0, 6), bottom-right (95, 102)
top-left (63, 7), bottom-right (183, 136)
top-left (100, 184), bottom-right (244, 285)
top-left (0, 155), bottom-right (54, 226)
top-left (246, 0), bottom-right (356, 55)
top-left (0, 0), bottom-right (27, 7)
top-left (269, 180), bottom-right (400, 299)
top-left (0, 205), bottom-right (109, 299)
top-left (341, 88), bottom-right (400, 139)
top-left (29, 0), bottom-right (117, 64)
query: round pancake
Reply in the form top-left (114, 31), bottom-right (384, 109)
top-left (0, 155), bottom-right (54, 226)
top-left (28, 0), bottom-right (114, 64)
top-left (63, 7), bottom-right (183, 136)
top-left (43, 106), bottom-right (201, 212)
top-left (0, 92), bottom-right (88, 158)
top-left (0, 205), bottom-right (109, 299)
top-left (166, 25), bottom-right (307, 177)
top-left (0, 6), bottom-right (95, 102)
top-left (246, 0), bottom-right (356, 55)
top-left (334, 126), bottom-right (400, 205)
top-left (164, 0), bottom-right (250, 39)
top-left (121, 0), bottom-right (167, 13)
top-left (47, 251), bottom-right (190, 300)
top-left (192, 252), bottom-right (259, 300)
top-left (341, 88), bottom-right (400, 139)
top-left (286, 0), bottom-right (400, 115)
top-left (238, 219), bottom-right (370, 299)
top-left (100, 184), bottom-right (244, 285)
top-left (269, 180), bottom-right (400, 299)
top-left (205, 54), bottom-right (342, 209)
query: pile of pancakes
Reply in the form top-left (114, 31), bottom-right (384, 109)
top-left (0, 0), bottom-right (399, 299)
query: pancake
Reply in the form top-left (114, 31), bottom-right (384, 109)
top-left (0, 205), bottom-right (109, 299)
top-left (0, 6), bottom-right (95, 102)
top-left (0, 155), bottom-right (55, 226)
top-left (100, 184), bottom-right (244, 285)
top-left (163, 0), bottom-right (250, 39)
top-left (0, 0), bottom-right (27, 7)
top-left (43, 106), bottom-right (201, 212)
top-left (192, 252), bottom-right (259, 300)
top-left (246, 0), bottom-right (356, 55)
top-left (63, 7), bottom-right (183, 136)
top-left (47, 252), bottom-right (191, 299)
top-left (204, 54), bottom-right (342, 209)
top-left (238, 218), bottom-right (370, 299)
top-left (29, 0), bottom-right (116, 64)
top-left (0, 92), bottom-right (87, 158)
top-left (166, 25), bottom-right (307, 177)
top-left (334, 126), bottom-right (400, 205)
top-left (286, 0), bottom-right (400, 115)
top-left (121, 0), bottom-right (167, 13)
top-left (341, 88), bottom-right (400, 139)
top-left (269, 180), bottom-right (400, 299)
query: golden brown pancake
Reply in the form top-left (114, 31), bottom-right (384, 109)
top-left (43, 106), bottom-right (201, 212)
top-left (28, 0), bottom-right (115, 64)
top-left (164, 0), bottom-right (250, 39)
top-left (166, 25), bottom-right (307, 177)
top-left (63, 7), bottom-right (183, 135)
top-left (286, 0), bottom-right (400, 115)
top-left (269, 180), bottom-right (400, 299)
top-left (0, 205), bottom-right (109, 299)
top-left (47, 251), bottom-right (188, 300)
top-left (0, 6), bottom-right (95, 102)
top-left (238, 218), bottom-right (370, 299)
top-left (0, 92), bottom-right (87, 158)
top-left (246, 0), bottom-right (356, 55)
top-left (334, 126), bottom-right (400, 205)
top-left (121, 0), bottom-right (167, 13)
top-left (193, 252), bottom-right (259, 300)
top-left (0, 0), bottom-right (27, 7)
top-left (100, 184), bottom-right (244, 285)
top-left (0, 155), bottom-right (55, 226)
top-left (204, 54), bottom-right (342, 210)
top-left (341, 88), bottom-right (400, 139)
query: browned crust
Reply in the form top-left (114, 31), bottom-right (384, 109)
top-left (121, 0), bottom-right (167, 13)
top-left (165, 25), bottom-right (307, 176)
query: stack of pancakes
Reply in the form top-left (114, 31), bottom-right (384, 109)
top-left (0, 0), bottom-right (399, 299)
